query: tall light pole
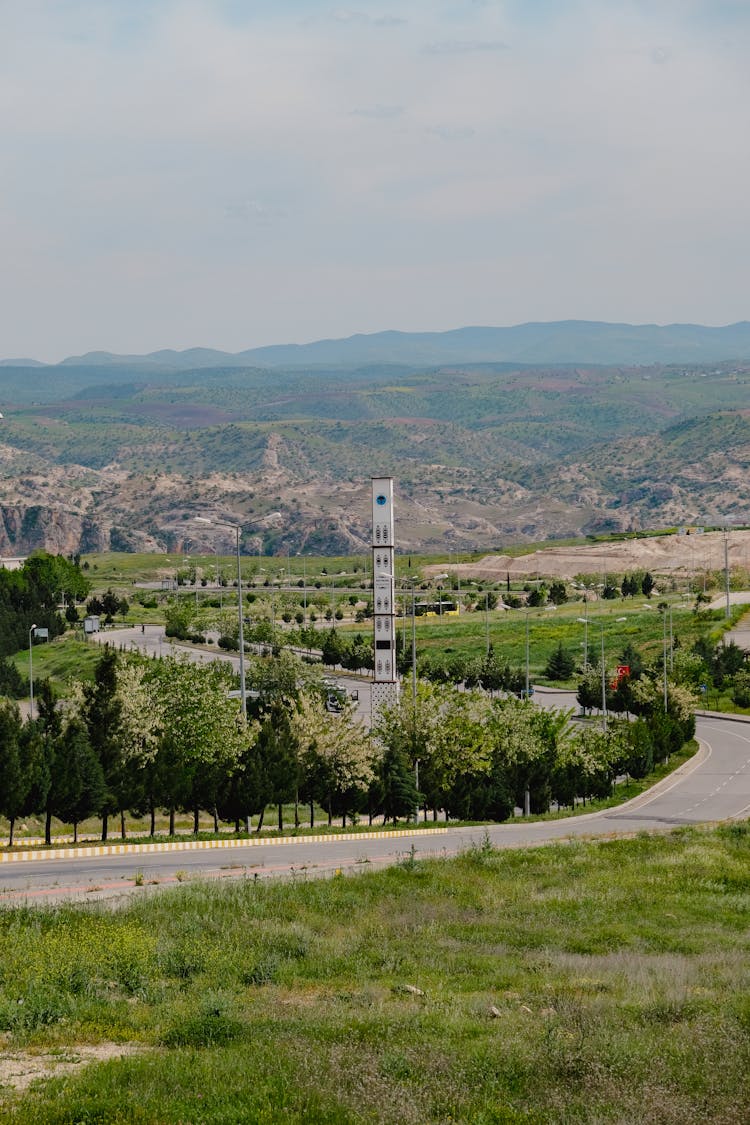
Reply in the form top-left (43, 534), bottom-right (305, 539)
top-left (662, 605), bottom-right (668, 713)
top-left (724, 526), bottom-right (731, 620)
top-left (484, 591), bottom-right (490, 656)
top-left (577, 605), bottom-right (589, 668)
top-left (29, 624), bottom-right (38, 721)
top-left (600, 623), bottom-right (607, 732)
top-left (235, 525), bottom-right (246, 719)
top-left (195, 517), bottom-right (246, 719)
top-left (525, 610), bottom-right (531, 698)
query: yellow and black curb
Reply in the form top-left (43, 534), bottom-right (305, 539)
top-left (1, 827), bottom-right (449, 864)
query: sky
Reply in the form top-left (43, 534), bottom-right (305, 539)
top-left (2, 0), bottom-right (749, 361)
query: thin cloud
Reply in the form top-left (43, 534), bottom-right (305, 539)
top-left (423, 39), bottom-right (509, 55)
top-left (352, 105), bottom-right (404, 119)
top-left (428, 125), bottom-right (476, 141)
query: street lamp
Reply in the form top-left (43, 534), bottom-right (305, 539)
top-left (29, 624), bottom-right (38, 720)
top-left (576, 614), bottom-right (589, 668)
top-left (195, 518), bottom-right (246, 719)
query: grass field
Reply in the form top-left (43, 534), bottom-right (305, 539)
top-left (0, 824), bottom-right (747, 1123)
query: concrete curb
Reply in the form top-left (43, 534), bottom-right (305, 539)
top-left (695, 709), bottom-right (750, 724)
top-left (0, 827), bottom-right (448, 865)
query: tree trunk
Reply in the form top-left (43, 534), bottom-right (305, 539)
top-left (278, 802), bottom-right (283, 832)
top-left (342, 811), bottom-right (346, 828)
top-left (101, 812), bottom-right (108, 842)
top-left (294, 791), bottom-right (299, 829)
top-left (309, 800), bottom-right (314, 828)
top-left (45, 810), bottom-right (52, 846)
top-left (524, 787), bottom-right (531, 817)
top-left (8, 817), bottom-right (14, 847)
top-left (255, 807), bottom-right (265, 833)
top-left (120, 810), bottom-right (126, 840)
top-left (213, 807), bottom-right (219, 833)
top-left (169, 806), bottom-right (175, 836)
top-left (245, 815), bottom-right (251, 833)
top-left (73, 821), bottom-right (78, 844)
top-left (150, 802), bottom-right (156, 837)
top-left (433, 807), bottom-right (438, 822)
top-left (327, 798), bottom-right (332, 827)
top-left (193, 808), bottom-right (199, 835)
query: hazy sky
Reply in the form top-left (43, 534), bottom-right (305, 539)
top-left (2, 0), bottom-right (749, 360)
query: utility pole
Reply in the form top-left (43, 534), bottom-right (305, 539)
top-left (724, 527), bottom-right (731, 620)
top-left (236, 526), bottom-right (246, 719)
top-left (600, 625), bottom-right (607, 733)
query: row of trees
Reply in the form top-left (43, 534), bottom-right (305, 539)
top-left (0, 644), bottom-right (697, 844)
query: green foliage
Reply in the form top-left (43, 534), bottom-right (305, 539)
top-left (0, 826), bottom-right (748, 1122)
top-left (544, 642), bottom-right (576, 681)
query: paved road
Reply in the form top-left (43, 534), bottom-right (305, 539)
top-left (2, 709), bottom-right (748, 905)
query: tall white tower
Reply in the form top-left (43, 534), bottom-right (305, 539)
top-left (371, 476), bottom-right (400, 720)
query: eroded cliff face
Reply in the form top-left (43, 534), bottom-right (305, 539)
top-left (0, 506), bottom-right (108, 556)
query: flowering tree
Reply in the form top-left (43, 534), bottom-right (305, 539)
top-left (290, 692), bottom-right (375, 825)
top-left (147, 656), bottom-right (246, 834)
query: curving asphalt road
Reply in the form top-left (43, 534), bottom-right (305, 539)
top-left (2, 707), bottom-right (748, 906)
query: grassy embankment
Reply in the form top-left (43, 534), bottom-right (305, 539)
top-left (0, 824), bottom-right (747, 1123)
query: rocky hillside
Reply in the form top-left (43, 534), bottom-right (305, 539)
top-left (1, 359), bottom-right (749, 556)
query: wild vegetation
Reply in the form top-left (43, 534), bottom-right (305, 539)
top-left (3, 358), bottom-right (750, 554)
top-left (0, 824), bottom-right (747, 1123)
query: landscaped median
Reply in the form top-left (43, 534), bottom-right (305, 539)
top-left (0, 826), bottom-right (449, 864)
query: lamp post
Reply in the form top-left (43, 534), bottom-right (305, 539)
top-left (525, 610), bottom-right (531, 698)
top-left (195, 517), bottom-right (246, 719)
top-left (662, 605), bottom-right (668, 713)
top-left (577, 600), bottom-right (589, 667)
top-left (600, 624), bottom-right (607, 732)
top-left (29, 624), bottom-right (38, 720)
top-left (724, 526), bottom-right (731, 620)
top-left (235, 525), bottom-right (246, 719)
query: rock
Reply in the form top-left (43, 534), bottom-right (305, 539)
top-left (489, 1005), bottom-right (502, 1018)
top-left (402, 984), bottom-right (424, 996)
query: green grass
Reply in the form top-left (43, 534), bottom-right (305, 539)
top-left (385, 598), bottom-right (720, 678)
top-left (0, 824), bottom-right (748, 1123)
top-left (10, 637), bottom-right (103, 693)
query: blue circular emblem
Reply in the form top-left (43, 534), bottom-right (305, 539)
top-left (376, 494), bottom-right (387, 506)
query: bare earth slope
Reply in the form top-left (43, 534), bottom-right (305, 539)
top-left (0, 358), bottom-right (749, 556)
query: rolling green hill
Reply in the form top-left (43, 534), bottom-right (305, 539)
top-left (1, 357), bottom-right (749, 555)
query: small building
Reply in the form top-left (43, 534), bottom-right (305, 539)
top-left (83, 615), bottom-right (101, 635)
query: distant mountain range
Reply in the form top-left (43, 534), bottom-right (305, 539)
top-left (5, 319), bottom-right (750, 370)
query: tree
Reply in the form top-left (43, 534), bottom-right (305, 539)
top-left (641, 572), bottom-right (655, 598)
top-left (378, 745), bottom-right (420, 823)
top-left (549, 581), bottom-right (568, 606)
top-left (291, 693), bottom-right (375, 826)
top-left (54, 720), bottom-right (105, 844)
top-left (80, 647), bottom-right (123, 841)
top-left (480, 645), bottom-right (506, 695)
top-left (149, 656), bottom-right (245, 835)
top-left (544, 642), bottom-right (576, 681)
top-left (115, 660), bottom-right (164, 837)
top-left (0, 701), bottom-right (26, 845)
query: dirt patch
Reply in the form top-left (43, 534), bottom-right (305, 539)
top-left (424, 529), bottom-right (750, 582)
top-left (0, 1042), bottom-right (145, 1093)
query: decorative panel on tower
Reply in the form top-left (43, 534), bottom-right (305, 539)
top-left (371, 477), bottom-right (399, 719)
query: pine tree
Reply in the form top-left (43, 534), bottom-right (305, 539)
top-left (545, 642), bottom-right (576, 681)
top-left (378, 746), bottom-right (420, 823)
top-left (0, 701), bottom-right (26, 845)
